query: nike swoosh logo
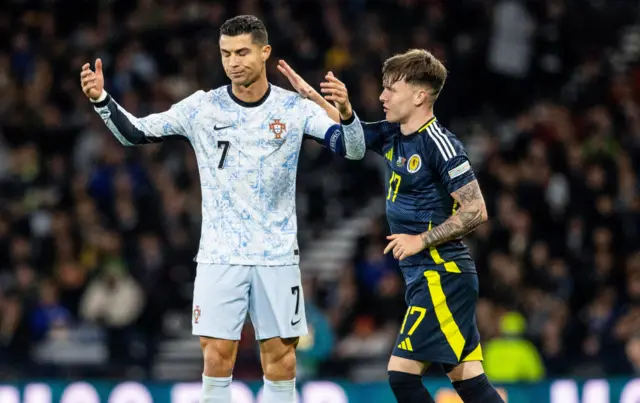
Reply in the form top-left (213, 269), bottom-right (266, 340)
top-left (214, 125), bottom-right (232, 131)
top-left (291, 318), bottom-right (301, 326)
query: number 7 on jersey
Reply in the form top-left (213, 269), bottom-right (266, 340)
top-left (217, 140), bottom-right (230, 169)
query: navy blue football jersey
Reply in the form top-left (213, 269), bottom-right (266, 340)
top-left (364, 118), bottom-right (477, 273)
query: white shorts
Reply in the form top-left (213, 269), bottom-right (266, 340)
top-left (192, 264), bottom-right (308, 340)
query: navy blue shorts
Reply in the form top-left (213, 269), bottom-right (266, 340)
top-left (393, 265), bottom-right (483, 369)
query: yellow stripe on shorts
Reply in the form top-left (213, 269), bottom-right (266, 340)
top-left (427, 221), bottom-right (461, 273)
top-left (424, 270), bottom-right (466, 361)
top-left (462, 344), bottom-right (483, 362)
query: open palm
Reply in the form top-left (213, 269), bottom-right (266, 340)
top-left (277, 60), bottom-right (314, 99)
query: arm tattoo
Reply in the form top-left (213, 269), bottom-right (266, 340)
top-left (420, 180), bottom-right (487, 249)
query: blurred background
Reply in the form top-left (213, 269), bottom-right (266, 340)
top-left (1, 0), bottom-right (640, 400)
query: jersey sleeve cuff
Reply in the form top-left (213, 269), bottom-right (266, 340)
top-left (340, 112), bottom-right (356, 126)
top-left (446, 172), bottom-right (477, 194)
top-left (90, 90), bottom-right (110, 108)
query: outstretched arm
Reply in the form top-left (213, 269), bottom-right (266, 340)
top-left (279, 60), bottom-right (394, 158)
top-left (81, 58), bottom-right (199, 146)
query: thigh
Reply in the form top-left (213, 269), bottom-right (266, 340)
top-left (387, 354), bottom-right (429, 375)
top-left (249, 265), bottom-right (308, 340)
top-left (445, 360), bottom-right (485, 382)
top-left (192, 264), bottom-right (251, 340)
top-left (393, 269), bottom-right (481, 367)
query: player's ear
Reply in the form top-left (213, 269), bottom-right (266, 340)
top-left (414, 88), bottom-right (429, 107)
top-left (261, 44), bottom-right (272, 62)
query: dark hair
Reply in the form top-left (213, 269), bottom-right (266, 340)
top-left (382, 49), bottom-right (447, 100)
top-left (220, 15), bottom-right (268, 45)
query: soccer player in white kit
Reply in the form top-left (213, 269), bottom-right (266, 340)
top-left (79, 15), bottom-right (365, 403)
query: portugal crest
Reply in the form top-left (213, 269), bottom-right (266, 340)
top-left (269, 119), bottom-right (287, 139)
top-left (193, 305), bottom-right (201, 324)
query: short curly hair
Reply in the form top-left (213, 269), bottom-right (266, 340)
top-left (220, 15), bottom-right (268, 45)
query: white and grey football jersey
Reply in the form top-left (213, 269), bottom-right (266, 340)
top-left (92, 84), bottom-right (365, 265)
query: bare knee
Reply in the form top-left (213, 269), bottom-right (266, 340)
top-left (260, 337), bottom-right (298, 381)
top-left (446, 360), bottom-right (485, 382)
top-left (200, 337), bottom-right (238, 377)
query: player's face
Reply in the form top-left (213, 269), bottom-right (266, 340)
top-left (379, 80), bottom-right (427, 123)
top-left (220, 34), bottom-right (271, 86)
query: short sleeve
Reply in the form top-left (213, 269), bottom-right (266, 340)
top-left (425, 126), bottom-right (476, 194)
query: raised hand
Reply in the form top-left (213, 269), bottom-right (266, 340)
top-left (320, 72), bottom-right (352, 120)
top-left (277, 60), bottom-right (316, 99)
top-left (277, 60), bottom-right (342, 123)
top-left (80, 58), bottom-right (105, 101)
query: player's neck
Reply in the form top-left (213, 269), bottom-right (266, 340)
top-left (231, 75), bottom-right (270, 104)
top-left (400, 110), bottom-right (435, 135)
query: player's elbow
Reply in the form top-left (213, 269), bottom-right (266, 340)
top-left (466, 200), bottom-right (488, 224)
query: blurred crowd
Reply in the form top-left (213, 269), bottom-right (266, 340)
top-left (2, 0), bottom-right (640, 383)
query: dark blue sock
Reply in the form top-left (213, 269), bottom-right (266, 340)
top-left (388, 371), bottom-right (434, 403)
top-left (452, 373), bottom-right (505, 403)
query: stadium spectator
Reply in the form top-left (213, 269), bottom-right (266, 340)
top-left (483, 311), bottom-right (546, 383)
top-left (1, 0), bottom-right (640, 383)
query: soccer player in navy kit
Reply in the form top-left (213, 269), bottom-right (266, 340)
top-left (279, 49), bottom-right (505, 403)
